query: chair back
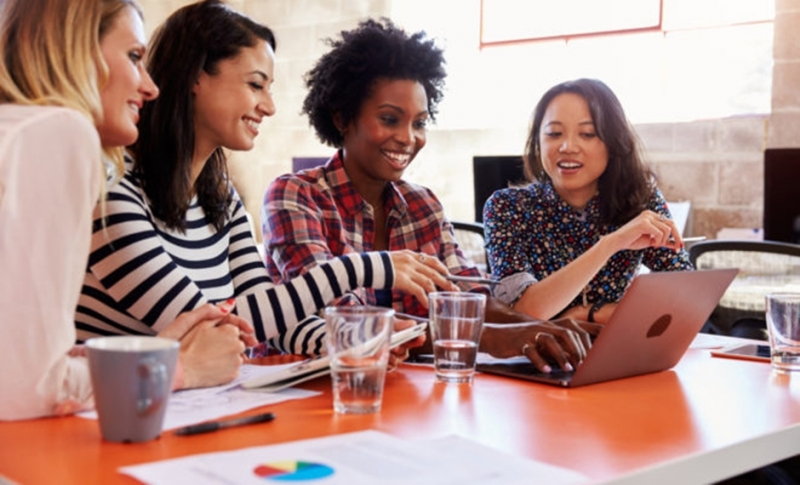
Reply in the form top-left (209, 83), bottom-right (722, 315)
top-left (451, 221), bottom-right (488, 274)
top-left (472, 156), bottom-right (526, 222)
top-left (689, 240), bottom-right (800, 277)
top-left (688, 240), bottom-right (800, 337)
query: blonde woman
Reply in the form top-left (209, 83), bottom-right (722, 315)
top-left (0, 0), bottom-right (254, 421)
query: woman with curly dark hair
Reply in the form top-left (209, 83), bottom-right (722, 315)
top-left (263, 19), bottom-right (597, 373)
top-left (484, 79), bottom-right (693, 324)
top-left (75, 2), bottom-right (451, 366)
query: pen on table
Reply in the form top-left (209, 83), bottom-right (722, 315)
top-left (174, 412), bottom-right (275, 436)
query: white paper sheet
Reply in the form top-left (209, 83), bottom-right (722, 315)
top-left (78, 363), bottom-right (321, 430)
top-left (119, 430), bottom-right (588, 485)
top-left (689, 332), bottom-right (768, 350)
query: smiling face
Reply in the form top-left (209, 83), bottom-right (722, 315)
top-left (97, 6), bottom-right (159, 148)
top-left (192, 40), bottom-right (276, 160)
top-left (539, 92), bottom-right (609, 209)
top-left (340, 78), bottom-right (428, 198)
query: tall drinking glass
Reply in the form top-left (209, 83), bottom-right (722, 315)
top-left (430, 292), bottom-right (486, 383)
top-left (324, 306), bottom-right (394, 414)
top-left (766, 293), bottom-right (800, 373)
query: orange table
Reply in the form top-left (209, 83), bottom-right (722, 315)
top-left (2, 345), bottom-right (800, 484)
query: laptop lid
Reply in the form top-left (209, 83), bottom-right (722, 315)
top-left (476, 268), bottom-right (738, 387)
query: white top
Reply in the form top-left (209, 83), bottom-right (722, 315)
top-left (0, 105), bottom-right (101, 420)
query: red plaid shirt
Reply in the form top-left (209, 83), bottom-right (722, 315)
top-left (262, 151), bottom-right (482, 317)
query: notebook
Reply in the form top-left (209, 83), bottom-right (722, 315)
top-left (242, 322), bottom-right (427, 392)
top-left (476, 268), bottom-right (738, 387)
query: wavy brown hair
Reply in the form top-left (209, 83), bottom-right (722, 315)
top-left (524, 78), bottom-right (655, 226)
top-left (130, 0), bottom-right (275, 231)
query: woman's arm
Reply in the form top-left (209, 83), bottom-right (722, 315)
top-left (484, 189), bottom-right (613, 320)
top-left (230, 198), bottom-right (396, 354)
top-left (642, 190), bottom-right (695, 272)
top-left (512, 236), bottom-right (621, 320)
top-left (262, 173), bottom-right (369, 306)
top-left (0, 107), bottom-right (101, 419)
top-left (485, 189), bottom-right (682, 321)
top-left (83, 179), bottom-right (399, 355)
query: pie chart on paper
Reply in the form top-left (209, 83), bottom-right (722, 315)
top-left (253, 461), bottom-right (335, 481)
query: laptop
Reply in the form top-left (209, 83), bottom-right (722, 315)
top-left (476, 268), bottom-right (738, 387)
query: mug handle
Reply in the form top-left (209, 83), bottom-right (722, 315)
top-left (137, 357), bottom-right (168, 416)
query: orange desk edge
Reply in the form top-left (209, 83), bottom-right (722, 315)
top-left (2, 347), bottom-right (800, 484)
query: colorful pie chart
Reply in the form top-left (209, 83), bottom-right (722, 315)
top-left (254, 461), bottom-right (335, 481)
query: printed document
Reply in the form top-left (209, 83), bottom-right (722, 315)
top-left (120, 430), bottom-right (587, 484)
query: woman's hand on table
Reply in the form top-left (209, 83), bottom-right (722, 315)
top-left (480, 319), bottom-right (601, 374)
top-left (158, 303), bottom-right (257, 389)
top-left (389, 250), bottom-right (458, 308)
top-left (388, 318), bottom-right (426, 371)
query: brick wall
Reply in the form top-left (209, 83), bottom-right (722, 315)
top-left (138, 0), bottom-right (800, 241)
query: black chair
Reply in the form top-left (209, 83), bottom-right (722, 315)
top-left (472, 156), bottom-right (526, 223)
top-left (689, 240), bottom-right (800, 339)
top-left (451, 220), bottom-right (489, 273)
top-left (764, 148), bottom-right (800, 244)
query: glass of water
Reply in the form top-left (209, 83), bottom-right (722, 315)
top-left (430, 292), bottom-right (486, 384)
top-left (766, 293), bottom-right (800, 373)
top-left (324, 306), bottom-right (394, 414)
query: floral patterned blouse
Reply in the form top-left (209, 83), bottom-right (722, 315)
top-left (484, 181), bottom-right (694, 310)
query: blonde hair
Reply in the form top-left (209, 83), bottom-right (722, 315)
top-left (0, 0), bottom-right (142, 179)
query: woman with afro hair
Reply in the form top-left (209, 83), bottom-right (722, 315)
top-left (262, 18), bottom-right (596, 374)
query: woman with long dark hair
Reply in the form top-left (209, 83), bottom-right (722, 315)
top-left (485, 78), bottom-right (693, 324)
top-left (263, 19), bottom-right (597, 374)
top-left (75, 1), bottom-right (448, 363)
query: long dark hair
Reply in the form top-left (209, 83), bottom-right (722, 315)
top-left (302, 18), bottom-right (446, 148)
top-left (130, 0), bottom-right (275, 231)
top-left (524, 78), bottom-right (655, 226)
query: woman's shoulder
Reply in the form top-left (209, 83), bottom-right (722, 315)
top-left (646, 186), bottom-right (669, 211)
top-left (394, 178), bottom-right (437, 198)
top-left (269, 168), bottom-right (326, 195)
top-left (0, 105), bottom-right (98, 147)
top-left (391, 179), bottom-right (448, 214)
top-left (487, 182), bottom-right (542, 207)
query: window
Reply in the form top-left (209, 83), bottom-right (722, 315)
top-left (481, 0), bottom-right (662, 45)
top-left (391, 0), bottom-right (774, 126)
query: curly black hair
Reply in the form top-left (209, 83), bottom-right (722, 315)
top-left (302, 18), bottom-right (446, 148)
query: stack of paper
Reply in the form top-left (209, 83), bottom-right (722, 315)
top-left (121, 430), bottom-right (587, 484)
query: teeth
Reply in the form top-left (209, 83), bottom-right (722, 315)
top-left (558, 162), bottom-right (581, 169)
top-left (385, 151), bottom-right (411, 165)
top-left (128, 103), bottom-right (139, 114)
top-left (244, 119), bottom-right (258, 131)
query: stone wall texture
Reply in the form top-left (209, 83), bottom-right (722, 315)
top-left (139, 0), bottom-right (800, 241)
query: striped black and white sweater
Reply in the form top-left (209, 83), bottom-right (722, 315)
top-left (75, 166), bottom-right (394, 355)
